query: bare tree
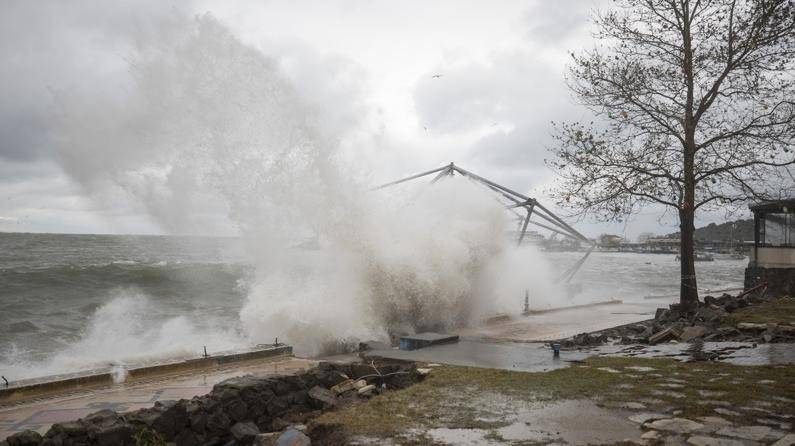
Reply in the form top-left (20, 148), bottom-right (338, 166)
top-left (548, 0), bottom-right (795, 310)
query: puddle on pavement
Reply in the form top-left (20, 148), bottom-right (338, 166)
top-left (501, 399), bottom-right (639, 445)
top-left (370, 340), bottom-right (590, 372)
top-left (426, 428), bottom-right (498, 446)
top-left (424, 398), bottom-right (640, 445)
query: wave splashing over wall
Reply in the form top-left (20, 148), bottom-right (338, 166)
top-left (53, 13), bottom-right (563, 359)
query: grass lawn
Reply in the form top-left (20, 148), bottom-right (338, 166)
top-left (312, 356), bottom-right (795, 445)
top-left (726, 297), bottom-right (795, 325)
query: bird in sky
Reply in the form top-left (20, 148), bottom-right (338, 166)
top-left (431, 74), bottom-right (443, 78)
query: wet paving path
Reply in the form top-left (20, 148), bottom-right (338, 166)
top-left (595, 341), bottom-right (795, 366)
top-left (370, 339), bottom-right (795, 373)
top-left (0, 357), bottom-right (316, 440)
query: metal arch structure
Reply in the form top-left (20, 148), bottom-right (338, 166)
top-left (375, 162), bottom-right (596, 283)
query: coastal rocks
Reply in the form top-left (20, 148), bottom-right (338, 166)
top-left (4, 430), bottom-right (42, 446)
top-left (11, 359), bottom-right (421, 446)
top-left (558, 294), bottom-right (795, 348)
top-left (308, 386), bottom-right (337, 408)
top-left (231, 421), bottom-right (260, 444)
top-left (559, 332), bottom-right (607, 348)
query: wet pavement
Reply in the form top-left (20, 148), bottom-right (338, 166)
top-left (369, 339), bottom-right (588, 372)
top-left (597, 341), bottom-right (795, 365)
top-left (370, 339), bottom-right (795, 373)
top-left (0, 357), bottom-right (316, 440)
top-left (456, 301), bottom-right (655, 342)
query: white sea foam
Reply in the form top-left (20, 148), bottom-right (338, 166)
top-left (3, 290), bottom-right (244, 379)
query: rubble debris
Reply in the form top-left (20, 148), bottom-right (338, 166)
top-left (330, 379), bottom-right (356, 395)
top-left (0, 360), bottom-right (423, 446)
top-left (556, 294), bottom-right (795, 348)
top-left (649, 326), bottom-right (682, 345)
top-left (680, 325), bottom-right (708, 342)
top-left (357, 384), bottom-right (376, 396)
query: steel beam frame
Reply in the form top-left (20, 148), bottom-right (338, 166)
top-left (375, 162), bottom-right (595, 282)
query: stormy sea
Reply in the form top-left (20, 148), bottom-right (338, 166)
top-left (0, 231), bottom-right (748, 381)
top-left (0, 232), bottom-right (251, 381)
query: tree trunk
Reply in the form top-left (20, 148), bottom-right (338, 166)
top-left (680, 3), bottom-right (698, 312)
top-left (679, 206), bottom-right (699, 311)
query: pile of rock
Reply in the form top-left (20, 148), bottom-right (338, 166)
top-left (1, 359), bottom-right (423, 446)
top-left (560, 295), bottom-right (795, 348)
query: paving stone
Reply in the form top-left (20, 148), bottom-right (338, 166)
top-left (620, 402), bottom-right (647, 410)
top-left (697, 390), bottom-right (727, 398)
top-left (641, 430), bottom-right (662, 440)
top-left (741, 406), bottom-right (774, 415)
top-left (714, 408), bottom-right (742, 417)
top-left (714, 425), bottom-right (772, 441)
top-left (647, 418), bottom-right (704, 434)
top-left (629, 413), bottom-right (668, 424)
top-left (772, 433), bottom-right (795, 446)
top-left (698, 416), bottom-right (733, 426)
top-left (686, 435), bottom-right (746, 446)
top-left (651, 389), bottom-right (686, 399)
top-left (756, 418), bottom-right (792, 430)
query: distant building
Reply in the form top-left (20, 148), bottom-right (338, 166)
top-left (745, 199), bottom-right (795, 296)
top-left (598, 234), bottom-right (624, 249)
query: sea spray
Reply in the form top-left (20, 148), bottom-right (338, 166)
top-left (1, 289), bottom-right (244, 379)
top-left (50, 12), bottom-right (565, 358)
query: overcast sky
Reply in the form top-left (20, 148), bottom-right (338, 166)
top-left (0, 0), bottom-right (748, 239)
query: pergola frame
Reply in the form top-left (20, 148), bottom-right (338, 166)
top-left (376, 162), bottom-right (596, 283)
